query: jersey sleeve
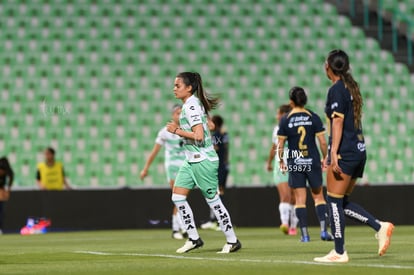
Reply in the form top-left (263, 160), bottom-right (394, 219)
top-left (327, 85), bottom-right (347, 119)
top-left (155, 128), bottom-right (166, 146)
top-left (271, 126), bottom-right (277, 145)
top-left (184, 103), bottom-right (203, 128)
top-left (313, 113), bottom-right (325, 136)
top-left (277, 117), bottom-right (287, 140)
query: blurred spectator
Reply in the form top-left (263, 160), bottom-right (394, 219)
top-left (36, 147), bottom-right (71, 190)
top-left (0, 157), bottom-right (14, 234)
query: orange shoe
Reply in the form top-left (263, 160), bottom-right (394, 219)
top-left (376, 222), bottom-right (394, 256)
top-left (314, 249), bottom-right (349, 263)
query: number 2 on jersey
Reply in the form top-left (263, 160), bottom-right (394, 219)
top-left (297, 126), bottom-right (308, 150)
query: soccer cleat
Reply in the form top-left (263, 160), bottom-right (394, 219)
top-left (172, 231), bottom-right (184, 240)
top-left (280, 224), bottom-right (289, 235)
top-left (314, 249), bottom-right (349, 263)
top-left (200, 221), bottom-right (220, 231)
top-left (176, 238), bottom-right (204, 253)
top-left (20, 217), bottom-right (51, 235)
top-left (300, 235), bottom-right (310, 242)
top-left (217, 239), bottom-right (242, 254)
top-left (288, 228), bottom-right (297, 236)
top-left (376, 221), bottom-right (394, 256)
top-left (320, 231), bottom-right (334, 241)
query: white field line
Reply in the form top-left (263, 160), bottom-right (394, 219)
top-left (74, 250), bottom-right (414, 270)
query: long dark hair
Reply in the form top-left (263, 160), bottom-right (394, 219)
top-left (211, 115), bottom-right (223, 129)
top-left (0, 156), bottom-right (14, 176)
top-left (289, 86), bottom-right (307, 108)
top-left (327, 49), bottom-right (363, 128)
top-left (176, 72), bottom-right (219, 115)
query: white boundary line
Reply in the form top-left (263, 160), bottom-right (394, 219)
top-left (74, 250), bottom-right (414, 270)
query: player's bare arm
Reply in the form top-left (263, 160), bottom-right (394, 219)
top-left (140, 143), bottom-right (162, 180)
top-left (277, 137), bottom-right (287, 173)
top-left (167, 122), bottom-right (204, 142)
top-left (317, 134), bottom-right (328, 160)
top-left (331, 116), bottom-right (344, 174)
top-left (267, 143), bottom-right (277, 172)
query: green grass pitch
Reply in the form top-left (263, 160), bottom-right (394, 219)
top-left (0, 226), bottom-right (413, 274)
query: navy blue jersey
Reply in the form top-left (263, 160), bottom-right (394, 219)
top-left (325, 80), bottom-right (366, 160)
top-left (277, 108), bottom-right (325, 166)
top-left (212, 130), bottom-right (229, 169)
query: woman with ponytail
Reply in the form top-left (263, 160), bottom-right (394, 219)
top-left (166, 72), bottom-right (241, 254)
top-left (314, 50), bottom-right (394, 263)
top-left (277, 87), bottom-right (332, 243)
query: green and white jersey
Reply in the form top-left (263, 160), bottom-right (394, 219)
top-left (179, 95), bottom-right (219, 163)
top-left (272, 125), bottom-right (289, 183)
top-left (272, 125), bottom-right (288, 165)
top-left (155, 127), bottom-right (186, 170)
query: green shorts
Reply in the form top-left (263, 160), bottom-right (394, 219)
top-left (174, 160), bottom-right (219, 199)
top-left (273, 166), bottom-right (289, 185)
top-left (166, 165), bottom-right (181, 182)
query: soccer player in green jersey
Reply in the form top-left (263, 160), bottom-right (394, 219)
top-left (140, 105), bottom-right (187, 239)
top-left (167, 72), bottom-right (241, 254)
top-left (267, 104), bottom-right (298, 236)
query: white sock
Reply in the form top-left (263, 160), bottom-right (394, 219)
top-left (177, 213), bottom-right (186, 232)
top-left (205, 194), bottom-right (237, 243)
top-left (289, 204), bottom-right (299, 228)
top-left (172, 214), bottom-right (180, 232)
top-left (172, 194), bottom-right (199, 240)
top-left (279, 202), bottom-right (291, 225)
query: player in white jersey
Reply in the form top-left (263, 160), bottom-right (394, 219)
top-left (166, 72), bottom-right (241, 254)
top-left (267, 104), bottom-right (298, 235)
top-left (140, 104), bottom-right (187, 239)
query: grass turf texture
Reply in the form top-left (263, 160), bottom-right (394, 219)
top-left (0, 226), bottom-right (413, 275)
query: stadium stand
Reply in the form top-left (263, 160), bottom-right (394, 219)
top-left (0, 0), bottom-right (412, 187)
top-left (382, 0), bottom-right (414, 16)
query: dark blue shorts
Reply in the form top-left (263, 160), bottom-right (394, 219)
top-left (338, 158), bottom-right (366, 179)
top-left (288, 164), bottom-right (323, 189)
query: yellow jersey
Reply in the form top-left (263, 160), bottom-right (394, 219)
top-left (37, 161), bottom-right (65, 190)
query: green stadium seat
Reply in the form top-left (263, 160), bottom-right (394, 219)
top-left (1, 0), bottom-right (412, 187)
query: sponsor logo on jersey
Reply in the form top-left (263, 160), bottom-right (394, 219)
top-left (357, 142), bottom-right (366, 152)
top-left (294, 157), bottom-right (312, 165)
top-left (288, 115), bottom-right (312, 127)
top-left (190, 114), bottom-right (201, 122)
top-left (331, 102), bottom-right (339, 110)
